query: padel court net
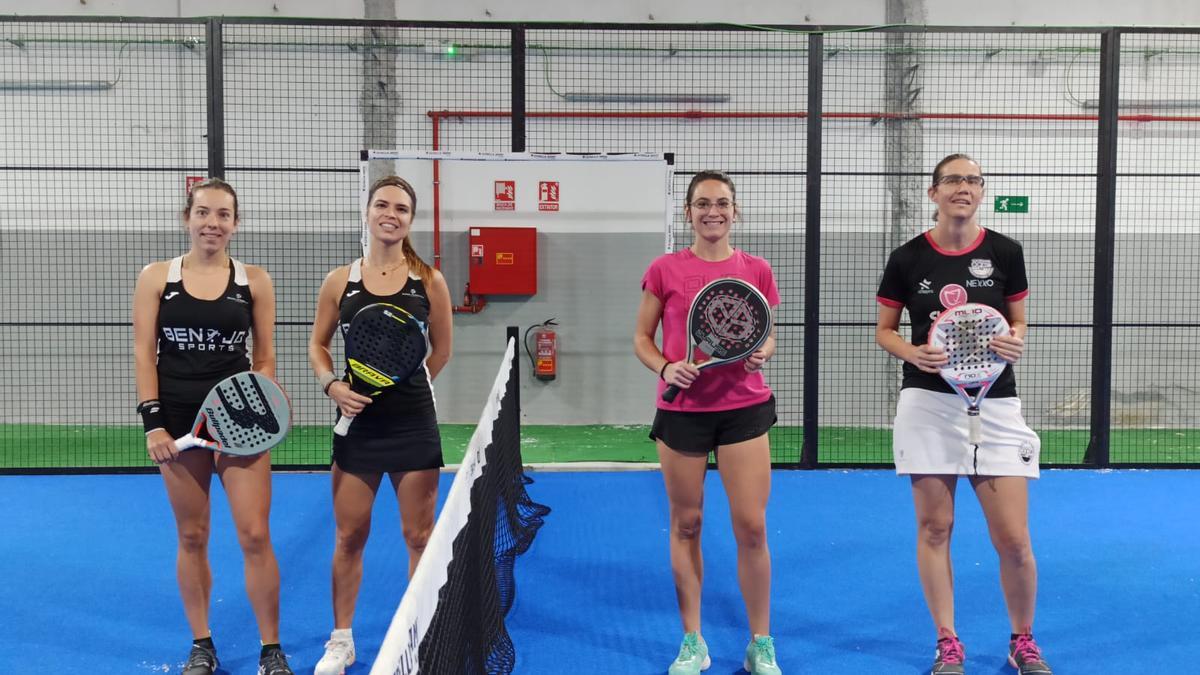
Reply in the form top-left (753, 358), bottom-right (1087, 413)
top-left (371, 337), bottom-right (549, 674)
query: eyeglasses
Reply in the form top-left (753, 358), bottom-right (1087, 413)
top-left (935, 174), bottom-right (986, 187)
top-left (689, 199), bottom-right (735, 211)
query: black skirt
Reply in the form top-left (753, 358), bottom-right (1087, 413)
top-left (331, 401), bottom-right (443, 473)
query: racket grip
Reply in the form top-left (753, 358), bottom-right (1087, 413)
top-left (661, 384), bottom-right (682, 403)
top-left (174, 434), bottom-right (215, 452)
top-left (967, 413), bottom-right (983, 445)
top-left (333, 415), bottom-right (353, 436)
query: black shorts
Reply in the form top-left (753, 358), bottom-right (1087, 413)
top-left (649, 396), bottom-right (776, 455)
top-left (160, 397), bottom-right (204, 439)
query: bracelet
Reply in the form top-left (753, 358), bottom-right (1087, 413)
top-left (318, 372), bottom-right (339, 395)
top-left (136, 399), bottom-right (166, 434)
top-left (659, 362), bottom-right (670, 380)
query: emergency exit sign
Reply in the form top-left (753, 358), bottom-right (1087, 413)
top-left (994, 196), bottom-right (1029, 213)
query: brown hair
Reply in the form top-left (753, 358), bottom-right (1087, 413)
top-left (931, 153), bottom-right (978, 187)
top-left (368, 175), bottom-right (433, 285)
top-left (685, 170), bottom-right (737, 206)
top-left (930, 153), bottom-right (980, 222)
top-left (183, 177), bottom-right (239, 219)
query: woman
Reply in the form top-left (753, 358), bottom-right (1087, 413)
top-left (132, 178), bottom-right (292, 675)
top-left (875, 154), bottom-right (1052, 675)
top-left (309, 175), bottom-right (453, 675)
top-left (633, 170), bottom-right (782, 675)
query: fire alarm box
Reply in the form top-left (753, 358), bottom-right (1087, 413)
top-left (468, 227), bottom-right (537, 295)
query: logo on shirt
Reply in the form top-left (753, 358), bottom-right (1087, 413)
top-left (939, 284), bottom-right (968, 309)
top-left (1018, 440), bottom-right (1036, 465)
top-left (404, 288), bottom-right (423, 298)
top-left (224, 291), bottom-right (248, 305)
top-left (161, 327), bottom-right (248, 352)
top-left (918, 278), bottom-right (933, 294)
top-left (163, 291), bottom-right (180, 301)
top-left (346, 289), bottom-right (361, 297)
top-left (969, 258), bottom-right (994, 279)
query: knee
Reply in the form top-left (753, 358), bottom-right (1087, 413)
top-left (177, 524), bottom-right (210, 554)
top-left (236, 526), bottom-right (272, 557)
top-left (917, 516), bottom-right (954, 548)
top-left (335, 524), bottom-right (371, 556)
top-left (992, 529), bottom-right (1034, 564)
top-left (732, 515), bottom-right (768, 550)
top-left (673, 509), bottom-right (703, 541)
top-left (402, 523), bottom-right (432, 554)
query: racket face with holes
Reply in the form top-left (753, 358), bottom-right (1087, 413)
top-left (661, 278), bottom-right (772, 403)
top-left (687, 278), bottom-right (772, 369)
top-left (174, 372), bottom-right (291, 456)
top-left (928, 302), bottom-right (1010, 405)
top-left (343, 302), bottom-right (428, 396)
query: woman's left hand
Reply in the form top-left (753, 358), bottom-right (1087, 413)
top-left (744, 349), bottom-right (769, 373)
top-left (989, 331), bottom-right (1025, 363)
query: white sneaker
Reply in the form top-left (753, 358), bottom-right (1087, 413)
top-left (314, 629), bottom-right (355, 675)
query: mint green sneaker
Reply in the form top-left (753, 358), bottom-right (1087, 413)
top-left (744, 635), bottom-right (782, 674)
top-left (668, 632), bottom-right (711, 675)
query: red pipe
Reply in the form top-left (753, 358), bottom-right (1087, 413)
top-left (427, 109), bottom-right (1200, 123)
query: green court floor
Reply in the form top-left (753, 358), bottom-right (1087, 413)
top-left (2, 424), bottom-right (1198, 469)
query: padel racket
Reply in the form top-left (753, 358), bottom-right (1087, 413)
top-left (334, 302), bottom-right (428, 436)
top-left (662, 277), bottom-right (773, 403)
top-left (928, 302), bottom-right (1011, 445)
top-left (174, 371), bottom-right (291, 456)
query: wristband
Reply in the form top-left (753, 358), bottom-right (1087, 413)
top-left (136, 399), bottom-right (166, 435)
top-left (318, 372), bottom-right (339, 395)
top-left (659, 362), bottom-right (670, 380)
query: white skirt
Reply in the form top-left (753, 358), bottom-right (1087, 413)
top-left (893, 388), bottom-right (1041, 478)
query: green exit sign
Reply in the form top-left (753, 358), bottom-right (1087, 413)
top-left (994, 196), bottom-right (1029, 213)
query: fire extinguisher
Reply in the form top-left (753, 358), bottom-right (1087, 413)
top-left (524, 319), bottom-right (558, 381)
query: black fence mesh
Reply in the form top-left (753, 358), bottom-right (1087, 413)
top-left (2, 20), bottom-right (1198, 470)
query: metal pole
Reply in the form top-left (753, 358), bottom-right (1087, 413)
top-left (1086, 30), bottom-right (1120, 467)
top-left (802, 34), bottom-right (824, 468)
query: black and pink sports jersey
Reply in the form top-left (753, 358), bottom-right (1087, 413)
top-left (876, 228), bottom-right (1029, 398)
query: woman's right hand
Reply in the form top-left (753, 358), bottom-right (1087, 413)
top-left (146, 428), bottom-right (179, 465)
top-left (908, 343), bottom-right (949, 374)
top-left (328, 381), bottom-right (373, 418)
top-left (663, 361), bottom-right (701, 390)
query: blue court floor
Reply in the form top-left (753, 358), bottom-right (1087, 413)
top-left (0, 469), bottom-right (1195, 673)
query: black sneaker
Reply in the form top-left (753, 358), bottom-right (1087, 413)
top-left (182, 643), bottom-right (219, 675)
top-left (258, 647), bottom-right (294, 675)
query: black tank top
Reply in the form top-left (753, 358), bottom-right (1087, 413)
top-left (338, 258), bottom-right (436, 414)
top-left (156, 255), bottom-right (253, 401)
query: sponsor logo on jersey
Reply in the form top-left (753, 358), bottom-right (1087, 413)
top-left (1019, 440), bottom-right (1036, 465)
top-left (969, 258), bottom-right (994, 279)
top-left (346, 289), bottom-right (361, 297)
top-left (405, 288), bottom-right (422, 298)
top-left (965, 278), bottom-right (996, 288)
top-left (918, 278), bottom-right (933, 294)
top-left (224, 291), bottom-right (249, 305)
top-left (161, 327), bottom-right (248, 352)
top-left (939, 284), bottom-right (968, 309)
top-left (163, 291), bottom-right (180, 301)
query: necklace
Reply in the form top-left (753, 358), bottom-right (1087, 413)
top-left (368, 258), bottom-right (407, 276)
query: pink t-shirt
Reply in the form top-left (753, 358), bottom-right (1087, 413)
top-left (642, 248), bottom-right (781, 412)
